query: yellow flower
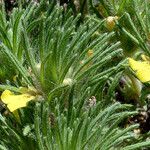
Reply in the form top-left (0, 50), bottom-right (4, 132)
top-left (1, 90), bottom-right (36, 112)
top-left (128, 57), bottom-right (150, 83)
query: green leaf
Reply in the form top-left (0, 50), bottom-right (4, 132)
top-left (0, 44), bottom-right (31, 85)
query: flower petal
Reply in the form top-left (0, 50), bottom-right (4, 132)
top-left (1, 90), bottom-right (35, 112)
top-left (128, 58), bottom-right (150, 83)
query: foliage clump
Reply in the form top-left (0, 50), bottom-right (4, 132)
top-left (0, 0), bottom-right (150, 149)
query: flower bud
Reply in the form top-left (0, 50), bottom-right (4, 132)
top-left (106, 16), bottom-right (118, 31)
top-left (63, 78), bottom-right (73, 86)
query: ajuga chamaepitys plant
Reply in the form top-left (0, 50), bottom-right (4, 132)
top-left (0, 0), bottom-right (150, 150)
